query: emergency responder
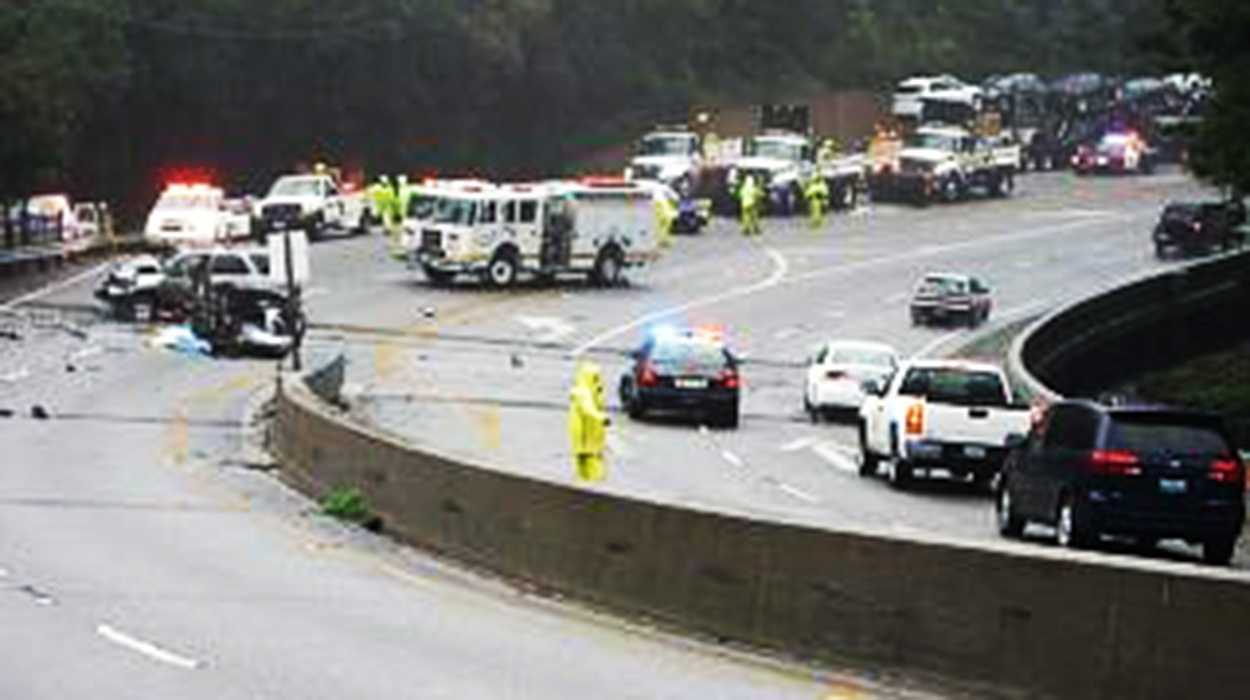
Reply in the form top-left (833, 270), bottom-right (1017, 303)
top-left (653, 190), bottom-right (677, 248)
top-left (804, 174), bottom-right (830, 230)
top-left (387, 175), bottom-right (407, 239)
top-left (370, 176), bottom-right (394, 233)
top-left (817, 138), bottom-right (840, 165)
top-left (739, 175), bottom-right (762, 237)
top-left (568, 361), bottom-right (610, 482)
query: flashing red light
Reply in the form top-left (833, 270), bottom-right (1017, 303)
top-left (582, 176), bottom-right (631, 188)
top-left (1089, 450), bottom-right (1142, 476)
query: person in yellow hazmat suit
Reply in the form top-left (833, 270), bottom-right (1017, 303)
top-left (568, 361), bottom-right (610, 482)
top-left (739, 174), bottom-right (762, 237)
top-left (804, 174), bottom-right (830, 230)
top-left (653, 190), bottom-right (677, 248)
top-left (369, 175), bottom-right (393, 233)
top-left (390, 175), bottom-right (409, 239)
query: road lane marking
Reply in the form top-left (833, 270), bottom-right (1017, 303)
top-left (0, 260), bottom-right (111, 312)
top-left (571, 215), bottom-right (1132, 358)
top-left (780, 437), bottom-right (818, 453)
top-left (96, 624), bottom-right (204, 670)
top-left (776, 482), bottom-right (820, 504)
top-left (721, 450), bottom-right (745, 468)
top-left (911, 330), bottom-right (965, 360)
top-left (813, 442), bottom-right (860, 475)
top-left (569, 246), bottom-right (789, 357)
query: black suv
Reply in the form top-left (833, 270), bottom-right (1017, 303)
top-left (1152, 199), bottom-right (1246, 259)
top-left (996, 400), bottom-right (1245, 565)
top-left (619, 328), bottom-right (741, 429)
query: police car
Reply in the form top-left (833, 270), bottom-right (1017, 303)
top-left (618, 326), bottom-right (741, 429)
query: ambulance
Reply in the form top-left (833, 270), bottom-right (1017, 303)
top-left (410, 178), bottom-right (659, 288)
top-left (143, 183), bottom-right (251, 249)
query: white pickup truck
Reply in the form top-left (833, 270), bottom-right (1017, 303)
top-left (858, 359), bottom-right (1031, 489)
top-left (255, 174), bottom-right (369, 241)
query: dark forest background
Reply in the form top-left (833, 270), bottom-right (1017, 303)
top-left (2, 0), bottom-right (1241, 221)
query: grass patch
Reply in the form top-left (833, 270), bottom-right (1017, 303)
top-left (950, 316), bottom-right (1041, 363)
top-left (321, 487), bottom-right (382, 531)
top-left (1123, 341), bottom-right (1250, 450)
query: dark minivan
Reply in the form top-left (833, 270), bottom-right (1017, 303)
top-left (996, 400), bottom-right (1245, 565)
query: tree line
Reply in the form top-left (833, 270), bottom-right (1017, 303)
top-left (3, 0), bottom-right (1239, 223)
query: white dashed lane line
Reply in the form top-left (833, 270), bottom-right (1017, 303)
top-left (96, 624), bottom-right (205, 670)
top-left (720, 450), bottom-right (745, 468)
top-left (776, 482), bottom-right (821, 504)
top-left (812, 441), bottom-right (861, 475)
top-left (779, 437), bottom-right (819, 453)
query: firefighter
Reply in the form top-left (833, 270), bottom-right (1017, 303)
top-left (804, 174), bottom-right (830, 230)
top-left (739, 175), bottom-right (762, 237)
top-left (568, 361), bottom-right (610, 483)
top-left (388, 175), bottom-right (408, 239)
top-left (653, 190), bottom-right (677, 248)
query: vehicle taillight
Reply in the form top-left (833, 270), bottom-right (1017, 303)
top-left (826, 370), bottom-right (846, 380)
top-left (720, 369), bottom-right (740, 389)
top-left (904, 403), bottom-right (925, 435)
top-left (639, 362), bottom-right (659, 387)
top-left (1088, 450), bottom-right (1142, 476)
top-left (1209, 457), bottom-right (1243, 485)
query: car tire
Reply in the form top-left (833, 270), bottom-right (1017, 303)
top-left (1154, 242), bottom-right (1167, 260)
top-left (996, 172), bottom-right (1015, 198)
top-left (592, 247), bottom-right (624, 288)
top-left (424, 267), bottom-right (454, 287)
top-left (858, 424), bottom-right (878, 477)
top-left (996, 484), bottom-right (1026, 538)
top-left (627, 396), bottom-right (645, 420)
top-left (1203, 536), bottom-right (1236, 566)
top-left (484, 250), bottom-right (519, 289)
top-left (804, 393), bottom-right (820, 424)
top-left (888, 459), bottom-right (913, 490)
top-left (719, 405), bottom-right (740, 430)
top-left (910, 309), bottom-right (925, 326)
top-left (1056, 492), bottom-right (1095, 549)
top-left (940, 175), bottom-right (962, 204)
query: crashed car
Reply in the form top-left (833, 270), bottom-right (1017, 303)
top-left (94, 255), bottom-right (167, 319)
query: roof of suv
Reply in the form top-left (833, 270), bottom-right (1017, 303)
top-left (1056, 397), bottom-right (1225, 421)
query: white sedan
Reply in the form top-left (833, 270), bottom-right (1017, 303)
top-left (803, 341), bottom-right (900, 421)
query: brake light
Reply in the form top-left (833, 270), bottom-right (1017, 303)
top-left (1209, 457), bottom-right (1243, 485)
top-left (719, 369), bottom-right (740, 389)
top-left (1088, 450), bottom-right (1142, 476)
top-left (904, 403), bottom-right (925, 435)
top-left (639, 362), bottom-right (659, 387)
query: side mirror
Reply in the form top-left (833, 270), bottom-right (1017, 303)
top-left (861, 378), bottom-right (883, 397)
top-left (1005, 433), bottom-right (1028, 450)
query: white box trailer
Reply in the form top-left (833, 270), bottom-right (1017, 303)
top-left (409, 178), bottom-right (659, 288)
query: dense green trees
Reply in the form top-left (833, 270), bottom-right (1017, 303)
top-left (0, 0), bottom-right (1218, 220)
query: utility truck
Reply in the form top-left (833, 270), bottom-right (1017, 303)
top-left (255, 173), bottom-right (370, 240)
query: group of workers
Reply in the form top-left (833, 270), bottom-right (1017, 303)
top-left (736, 172), bottom-right (832, 236)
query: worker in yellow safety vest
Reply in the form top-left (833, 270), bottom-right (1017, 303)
top-left (653, 191), bottom-right (677, 248)
top-left (369, 176), bottom-right (394, 233)
top-left (568, 361), bottom-right (610, 482)
top-left (739, 175), bottom-right (762, 237)
top-left (804, 175), bottom-right (830, 230)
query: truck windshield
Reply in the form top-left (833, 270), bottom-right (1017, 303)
top-left (898, 368), bottom-right (1008, 407)
top-left (640, 136), bottom-right (694, 156)
top-left (409, 194), bottom-right (436, 220)
top-left (269, 178), bottom-right (320, 197)
top-left (905, 133), bottom-right (959, 151)
top-left (748, 140), bottom-right (802, 161)
top-left (433, 198), bottom-right (477, 225)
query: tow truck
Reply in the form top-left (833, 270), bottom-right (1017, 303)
top-left (254, 170), bottom-right (370, 241)
top-left (410, 178), bottom-right (659, 288)
top-left (876, 125), bottom-right (1020, 204)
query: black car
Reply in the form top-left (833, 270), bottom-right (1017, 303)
top-left (619, 328), bottom-right (741, 428)
top-left (1153, 199), bottom-right (1246, 259)
top-left (996, 400), bottom-right (1246, 565)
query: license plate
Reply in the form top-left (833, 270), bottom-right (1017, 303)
top-left (964, 446), bottom-right (987, 459)
top-left (1159, 478), bottom-right (1187, 495)
top-left (675, 378), bottom-right (707, 390)
top-left (273, 221), bottom-right (287, 230)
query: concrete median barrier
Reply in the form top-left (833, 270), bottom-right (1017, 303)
top-left (274, 367), bottom-right (1250, 699)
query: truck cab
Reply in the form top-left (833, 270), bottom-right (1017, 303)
top-left (726, 131), bottom-right (816, 215)
top-left (626, 129), bottom-right (702, 194)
